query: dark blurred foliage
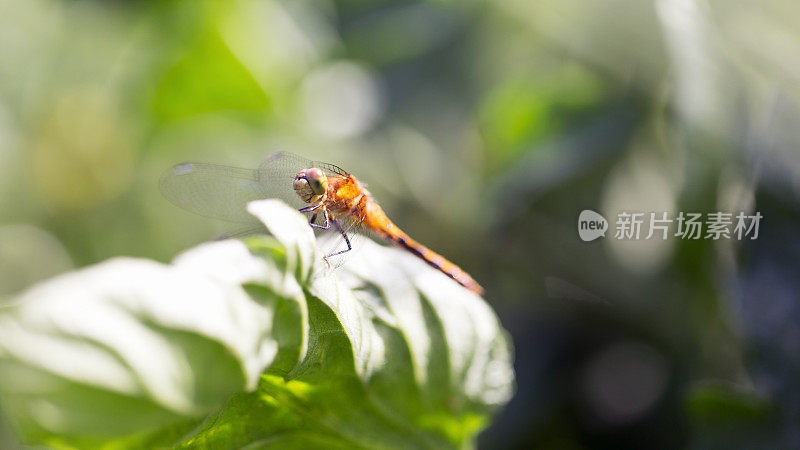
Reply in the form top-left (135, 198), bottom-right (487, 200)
top-left (2, 0), bottom-right (800, 448)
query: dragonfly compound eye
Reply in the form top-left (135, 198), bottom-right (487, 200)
top-left (293, 168), bottom-right (328, 203)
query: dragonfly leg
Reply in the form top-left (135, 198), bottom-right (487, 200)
top-left (324, 215), bottom-right (352, 260)
top-left (309, 209), bottom-right (330, 230)
top-left (299, 203), bottom-right (323, 213)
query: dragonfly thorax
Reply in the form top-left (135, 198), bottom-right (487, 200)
top-left (293, 168), bottom-right (328, 203)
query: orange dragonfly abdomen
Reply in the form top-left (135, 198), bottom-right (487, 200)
top-left (359, 196), bottom-right (485, 295)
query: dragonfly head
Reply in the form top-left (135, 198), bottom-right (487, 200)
top-left (293, 168), bottom-right (328, 203)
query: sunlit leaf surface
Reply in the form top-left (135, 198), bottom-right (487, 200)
top-left (0, 200), bottom-right (514, 449)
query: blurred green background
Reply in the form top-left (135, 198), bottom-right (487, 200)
top-left (2, 0), bottom-right (800, 448)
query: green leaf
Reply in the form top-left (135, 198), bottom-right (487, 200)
top-left (0, 199), bottom-right (514, 449)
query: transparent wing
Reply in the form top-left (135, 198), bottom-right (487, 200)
top-left (159, 152), bottom-right (349, 223)
top-left (256, 151), bottom-right (348, 179)
top-left (159, 163), bottom-right (267, 224)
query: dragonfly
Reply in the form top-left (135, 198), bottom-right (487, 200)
top-left (159, 152), bottom-right (484, 295)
